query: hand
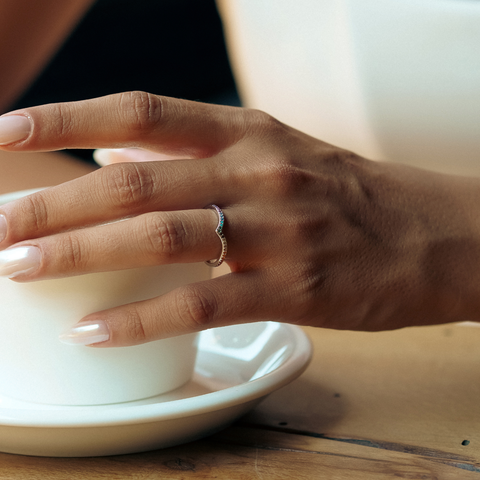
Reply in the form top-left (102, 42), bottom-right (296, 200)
top-left (0, 91), bottom-right (479, 347)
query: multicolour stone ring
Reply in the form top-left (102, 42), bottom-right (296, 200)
top-left (204, 204), bottom-right (227, 267)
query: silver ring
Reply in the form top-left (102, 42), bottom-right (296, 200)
top-left (204, 204), bottom-right (227, 267)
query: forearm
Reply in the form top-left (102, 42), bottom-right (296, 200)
top-left (352, 159), bottom-right (480, 328)
top-left (0, 0), bottom-right (94, 113)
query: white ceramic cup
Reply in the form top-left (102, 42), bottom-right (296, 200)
top-left (0, 189), bottom-right (211, 406)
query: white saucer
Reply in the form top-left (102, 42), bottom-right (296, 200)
top-left (0, 322), bottom-right (312, 457)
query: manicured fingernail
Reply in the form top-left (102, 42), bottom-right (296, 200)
top-left (59, 320), bottom-right (110, 346)
top-left (93, 148), bottom-right (114, 166)
top-left (0, 215), bottom-right (7, 243)
top-left (93, 148), bottom-right (142, 166)
top-left (0, 246), bottom-right (41, 278)
top-left (0, 115), bottom-right (32, 145)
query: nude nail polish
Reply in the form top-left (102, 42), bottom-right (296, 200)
top-left (92, 148), bottom-right (114, 166)
top-left (0, 115), bottom-right (32, 145)
top-left (59, 320), bottom-right (110, 345)
top-left (0, 246), bottom-right (41, 278)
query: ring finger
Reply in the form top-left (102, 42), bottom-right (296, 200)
top-left (0, 209), bottom-right (225, 280)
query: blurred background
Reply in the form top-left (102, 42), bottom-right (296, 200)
top-left (11, 0), bottom-right (240, 163)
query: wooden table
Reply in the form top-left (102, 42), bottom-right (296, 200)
top-left (0, 150), bottom-right (479, 479)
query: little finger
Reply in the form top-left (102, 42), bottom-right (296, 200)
top-left (60, 271), bottom-right (280, 347)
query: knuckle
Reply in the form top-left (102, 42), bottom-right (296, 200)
top-left (295, 264), bottom-right (327, 302)
top-left (324, 148), bottom-right (360, 168)
top-left (272, 163), bottom-right (305, 195)
top-left (142, 214), bottom-right (187, 261)
top-left (59, 233), bottom-right (86, 270)
top-left (277, 264), bottom-right (327, 322)
top-left (22, 193), bottom-right (50, 234)
top-left (248, 109), bottom-right (280, 130)
top-left (262, 160), bottom-right (316, 197)
top-left (175, 285), bottom-right (217, 329)
top-left (50, 103), bottom-right (75, 138)
top-left (246, 109), bottom-right (290, 140)
top-left (125, 307), bottom-right (147, 343)
top-left (119, 91), bottom-right (163, 133)
top-left (101, 163), bottom-right (155, 210)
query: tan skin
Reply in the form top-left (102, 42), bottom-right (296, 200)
top-left (0, 91), bottom-right (479, 347)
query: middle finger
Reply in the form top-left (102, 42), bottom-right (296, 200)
top-left (0, 158), bottom-right (234, 247)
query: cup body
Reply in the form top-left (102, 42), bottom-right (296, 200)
top-left (0, 190), bottom-right (211, 405)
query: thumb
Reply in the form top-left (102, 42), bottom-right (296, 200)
top-left (93, 148), bottom-right (187, 167)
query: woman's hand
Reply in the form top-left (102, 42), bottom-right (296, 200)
top-left (0, 91), bottom-right (479, 346)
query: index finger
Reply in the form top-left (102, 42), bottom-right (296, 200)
top-left (0, 92), bottom-right (247, 158)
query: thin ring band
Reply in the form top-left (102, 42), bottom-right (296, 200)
top-left (204, 204), bottom-right (227, 267)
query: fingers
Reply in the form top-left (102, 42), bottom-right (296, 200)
top-left (0, 158), bottom-right (235, 247)
top-left (61, 271), bottom-right (275, 347)
top-left (1, 209), bottom-right (221, 280)
top-left (0, 92), bottom-right (247, 158)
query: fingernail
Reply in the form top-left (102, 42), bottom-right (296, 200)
top-left (59, 320), bottom-right (110, 346)
top-left (93, 148), bottom-right (114, 166)
top-left (0, 215), bottom-right (7, 243)
top-left (0, 115), bottom-right (32, 145)
top-left (93, 148), bottom-right (141, 166)
top-left (0, 245), bottom-right (41, 278)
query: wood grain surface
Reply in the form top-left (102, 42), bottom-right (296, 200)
top-left (0, 150), bottom-right (479, 479)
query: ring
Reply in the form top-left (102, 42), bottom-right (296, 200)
top-left (204, 204), bottom-right (227, 267)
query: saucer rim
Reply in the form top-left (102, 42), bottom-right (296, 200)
top-left (0, 322), bottom-right (312, 428)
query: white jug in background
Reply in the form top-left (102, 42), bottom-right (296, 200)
top-left (219, 0), bottom-right (480, 176)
